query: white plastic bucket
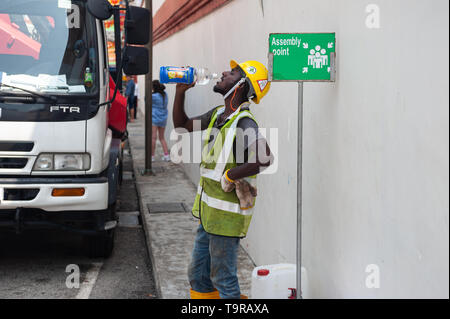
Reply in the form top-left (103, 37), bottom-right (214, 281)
top-left (251, 264), bottom-right (307, 299)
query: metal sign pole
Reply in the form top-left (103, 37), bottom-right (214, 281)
top-left (143, 0), bottom-right (153, 174)
top-left (297, 81), bottom-right (303, 299)
top-left (268, 32), bottom-right (336, 300)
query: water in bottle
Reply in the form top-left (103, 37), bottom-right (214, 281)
top-left (160, 66), bottom-right (219, 85)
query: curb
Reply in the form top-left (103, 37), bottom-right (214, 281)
top-left (128, 139), bottom-right (164, 299)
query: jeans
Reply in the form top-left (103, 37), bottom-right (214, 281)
top-left (188, 224), bottom-right (241, 299)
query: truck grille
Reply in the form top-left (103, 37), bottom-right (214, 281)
top-left (3, 189), bottom-right (40, 201)
top-left (0, 142), bottom-right (34, 152)
top-left (0, 158), bottom-right (28, 169)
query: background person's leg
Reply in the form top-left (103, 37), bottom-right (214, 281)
top-left (151, 125), bottom-right (158, 159)
top-left (157, 126), bottom-right (170, 160)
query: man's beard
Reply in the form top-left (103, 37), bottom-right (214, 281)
top-left (213, 84), bottom-right (225, 95)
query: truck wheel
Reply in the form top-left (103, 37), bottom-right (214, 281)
top-left (85, 228), bottom-right (115, 258)
top-left (84, 205), bottom-right (117, 258)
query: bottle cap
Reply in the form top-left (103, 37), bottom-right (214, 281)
top-left (257, 269), bottom-right (270, 276)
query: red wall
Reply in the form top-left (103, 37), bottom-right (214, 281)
top-left (153, 0), bottom-right (231, 44)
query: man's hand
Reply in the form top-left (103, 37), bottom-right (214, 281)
top-left (176, 82), bottom-right (196, 94)
top-left (221, 171), bottom-right (235, 192)
top-left (221, 170), bottom-right (257, 209)
top-left (226, 139), bottom-right (274, 181)
top-left (235, 180), bottom-right (257, 209)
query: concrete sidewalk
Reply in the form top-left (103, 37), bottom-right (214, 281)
top-left (126, 116), bottom-right (255, 299)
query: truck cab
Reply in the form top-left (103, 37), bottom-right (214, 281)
top-left (0, 0), bottom-right (149, 257)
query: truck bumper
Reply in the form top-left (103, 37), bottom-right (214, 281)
top-left (0, 176), bottom-right (108, 211)
top-left (0, 176), bottom-right (115, 235)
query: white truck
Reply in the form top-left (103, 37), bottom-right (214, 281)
top-left (0, 0), bottom-right (149, 257)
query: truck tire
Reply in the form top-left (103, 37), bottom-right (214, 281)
top-left (84, 204), bottom-right (117, 258)
top-left (85, 229), bottom-right (115, 258)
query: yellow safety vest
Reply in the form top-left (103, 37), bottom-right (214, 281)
top-left (192, 102), bottom-right (257, 238)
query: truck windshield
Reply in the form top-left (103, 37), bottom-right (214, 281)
top-left (0, 0), bottom-right (98, 95)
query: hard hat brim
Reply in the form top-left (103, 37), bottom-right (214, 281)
top-left (230, 60), bottom-right (239, 70)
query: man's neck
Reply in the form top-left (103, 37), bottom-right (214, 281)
top-left (222, 97), bottom-right (248, 118)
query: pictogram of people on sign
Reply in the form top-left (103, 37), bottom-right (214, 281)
top-left (308, 45), bottom-right (329, 69)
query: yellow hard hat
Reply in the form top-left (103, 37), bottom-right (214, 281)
top-left (230, 60), bottom-right (271, 104)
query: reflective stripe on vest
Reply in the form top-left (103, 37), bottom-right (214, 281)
top-left (196, 185), bottom-right (254, 216)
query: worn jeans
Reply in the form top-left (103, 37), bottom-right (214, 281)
top-left (188, 224), bottom-right (241, 299)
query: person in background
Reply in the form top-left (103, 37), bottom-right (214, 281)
top-left (125, 75), bottom-right (136, 123)
top-left (152, 80), bottom-right (170, 162)
top-left (133, 76), bottom-right (139, 120)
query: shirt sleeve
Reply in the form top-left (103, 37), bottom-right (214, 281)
top-left (234, 117), bottom-right (265, 164)
top-left (236, 117), bottom-right (261, 150)
top-left (195, 108), bottom-right (216, 131)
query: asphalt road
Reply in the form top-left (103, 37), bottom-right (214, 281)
top-left (0, 141), bottom-right (158, 299)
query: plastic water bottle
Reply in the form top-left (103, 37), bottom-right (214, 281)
top-left (159, 66), bottom-right (219, 85)
top-left (84, 67), bottom-right (93, 88)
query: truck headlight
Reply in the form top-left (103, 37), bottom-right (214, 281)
top-left (55, 154), bottom-right (91, 170)
top-left (34, 154), bottom-right (53, 170)
top-left (33, 154), bottom-right (91, 171)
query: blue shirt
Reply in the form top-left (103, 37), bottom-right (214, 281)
top-left (125, 80), bottom-right (135, 100)
top-left (152, 92), bottom-right (168, 126)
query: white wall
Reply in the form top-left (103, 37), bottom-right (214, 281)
top-left (151, 0), bottom-right (449, 298)
top-left (151, 0), bottom-right (165, 15)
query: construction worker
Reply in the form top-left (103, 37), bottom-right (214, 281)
top-left (173, 60), bottom-right (274, 299)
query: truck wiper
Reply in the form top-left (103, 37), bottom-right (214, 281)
top-left (0, 95), bottom-right (36, 103)
top-left (0, 83), bottom-right (57, 103)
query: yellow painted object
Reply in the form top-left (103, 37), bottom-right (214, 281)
top-left (190, 289), bottom-right (220, 299)
top-left (229, 60), bottom-right (271, 104)
top-left (190, 289), bottom-right (248, 299)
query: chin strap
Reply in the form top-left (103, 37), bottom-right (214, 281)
top-left (223, 78), bottom-right (246, 100)
top-left (224, 77), bottom-right (247, 111)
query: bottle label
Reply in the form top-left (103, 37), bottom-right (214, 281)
top-left (168, 71), bottom-right (186, 79)
top-left (160, 66), bottom-right (194, 84)
top-left (85, 73), bottom-right (92, 82)
top-left (84, 70), bottom-right (93, 87)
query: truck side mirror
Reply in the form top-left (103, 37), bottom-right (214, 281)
top-left (87, 0), bottom-right (113, 21)
top-left (123, 46), bottom-right (149, 75)
top-left (125, 6), bottom-right (150, 45)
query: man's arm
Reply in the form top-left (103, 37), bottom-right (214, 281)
top-left (226, 118), bottom-right (274, 180)
top-left (173, 82), bottom-right (198, 132)
top-left (227, 139), bottom-right (274, 181)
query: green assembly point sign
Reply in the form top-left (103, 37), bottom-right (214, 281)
top-left (269, 33), bottom-right (336, 82)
